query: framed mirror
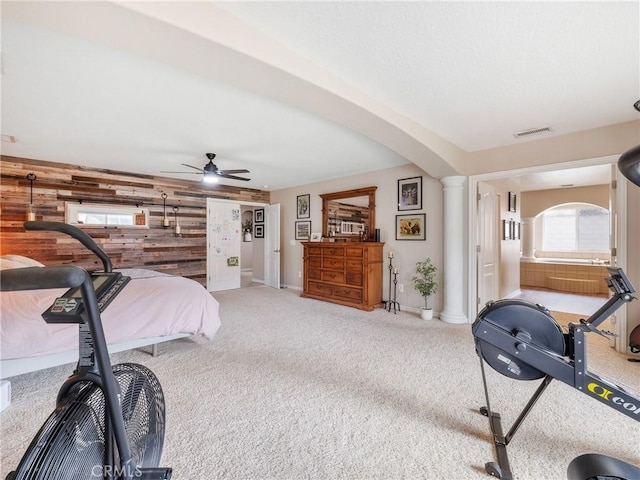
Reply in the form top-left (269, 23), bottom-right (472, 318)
top-left (320, 186), bottom-right (376, 241)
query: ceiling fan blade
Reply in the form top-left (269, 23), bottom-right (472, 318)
top-left (218, 173), bottom-right (250, 181)
top-left (181, 163), bottom-right (204, 172)
top-left (217, 169), bottom-right (250, 175)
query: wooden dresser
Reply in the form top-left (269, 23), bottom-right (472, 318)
top-left (301, 242), bottom-right (384, 311)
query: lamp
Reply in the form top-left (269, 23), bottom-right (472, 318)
top-left (173, 206), bottom-right (180, 236)
top-left (161, 193), bottom-right (169, 228)
top-left (203, 173), bottom-right (219, 184)
top-left (26, 173), bottom-right (37, 221)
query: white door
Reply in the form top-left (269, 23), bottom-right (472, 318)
top-left (477, 182), bottom-right (500, 311)
top-left (206, 199), bottom-right (242, 292)
top-left (264, 203), bottom-right (280, 289)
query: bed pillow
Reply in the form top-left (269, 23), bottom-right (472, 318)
top-left (1, 255), bottom-right (45, 267)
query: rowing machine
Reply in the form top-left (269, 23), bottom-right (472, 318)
top-left (472, 267), bottom-right (638, 480)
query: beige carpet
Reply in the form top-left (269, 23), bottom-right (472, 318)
top-left (1, 287), bottom-right (639, 479)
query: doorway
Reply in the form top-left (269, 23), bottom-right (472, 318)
top-left (206, 198), bottom-right (280, 291)
top-left (469, 155), bottom-right (627, 351)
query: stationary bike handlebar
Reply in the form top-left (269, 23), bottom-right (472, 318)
top-left (24, 221), bottom-right (112, 272)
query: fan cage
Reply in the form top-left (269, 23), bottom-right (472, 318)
top-left (9, 363), bottom-right (165, 480)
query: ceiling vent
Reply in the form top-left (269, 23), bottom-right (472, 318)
top-left (513, 126), bottom-right (552, 139)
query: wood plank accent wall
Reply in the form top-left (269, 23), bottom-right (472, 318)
top-left (1, 156), bottom-right (270, 285)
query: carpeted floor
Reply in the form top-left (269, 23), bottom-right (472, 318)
top-left (1, 286), bottom-right (638, 479)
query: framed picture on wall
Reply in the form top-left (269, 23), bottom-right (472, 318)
top-left (395, 213), bottom-right (426, 240)
top-left (503, 219), bottom-right (511, 240)
top-left (295, 220), bottom-right (311, 240)
top-left (397, 176), bottom-right (423, 211)
top-left (508, 192), bottom-right (517, 212)
top-left (254, 224), bottom-right (264, 238)
top-left (297, 194), bottom-right (310, 219)
top-left (254, 209), bottom-right (264, 223)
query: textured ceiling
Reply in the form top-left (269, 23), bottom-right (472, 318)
top-left (1, 1), bottom-right (638, 191)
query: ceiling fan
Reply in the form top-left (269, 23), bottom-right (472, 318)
top-left (162, 153), bottom-right (250, 183)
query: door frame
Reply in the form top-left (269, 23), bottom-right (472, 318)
top-left (467, 154), bottom-right (626, 350)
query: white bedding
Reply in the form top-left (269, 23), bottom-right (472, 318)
top-left (0, 261), bottom-right (221, 361)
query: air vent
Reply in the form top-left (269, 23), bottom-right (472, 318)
top-left (0, 134), bottom-right (17, 143)
top-left (513, 126), bottom-right (552, 138)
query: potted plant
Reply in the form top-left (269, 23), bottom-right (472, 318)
top-left (413, 257), bottom-right (438, 320)
top-left (242, 218), bottom-right (253, 242)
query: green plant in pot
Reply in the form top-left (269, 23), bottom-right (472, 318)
top-left (413, 257), bottom-right (438, 320)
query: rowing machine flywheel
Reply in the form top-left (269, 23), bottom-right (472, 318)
top-left (474, 299), bottom-right (566, 380)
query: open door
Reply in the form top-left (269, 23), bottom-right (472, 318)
top-left (477, 182), bottom-right (500, 312)
top-left (264, 203), bottom-right (281, 289)
top-left (206, 199), bottom-right (242, 292)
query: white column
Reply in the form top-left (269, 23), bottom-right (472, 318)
top-left (521, 217), bottom-right (535, 260)
top-left (440, 176), bottom-right (468, 324)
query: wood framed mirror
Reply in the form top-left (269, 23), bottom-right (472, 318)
top-left (320, 186), bottom-right (376, 241)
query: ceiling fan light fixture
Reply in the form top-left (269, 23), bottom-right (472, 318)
top-left (203, 174), bottom-right (219, 184)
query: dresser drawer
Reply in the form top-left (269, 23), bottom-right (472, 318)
top-left (308, 257), bottom-right (322, 268)
top-left (333, 285), bottom-right (362, 301)
top-left (346, 247), bottom-right (363, 258)
top-left (346, 272), bottom-right (363, 286)
top-left (322, 270), bottom-right (345, 283)
top-left (346, 259), bottom-right (362, 271)
top-left (308, 281), bottom-right (333, 296)
top-left (325, 246), bottom-right (345, 257)
top-left (308, 268), bottom-right (322, 280)
top-left (307, 246), bottom-right (323, 256)
top-left (323, 257), bottom-right (345, 270)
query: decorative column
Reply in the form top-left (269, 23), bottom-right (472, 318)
top-left (440, 176), bottom-right (468, 324)
top-left (521, 217), bottom-right (535, 260)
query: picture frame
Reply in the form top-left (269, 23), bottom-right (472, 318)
top-left (503, 219), bottom-right (511, 240)
top-left (508, 192), bottom-right (517, 213)
top-left (295, 220), bottom-right (311, 240)
top-left (513, 221), bottom-right (520, 240)
top-left (310, 232), bottom-right (322, 242)
top-left (254, 208), bottom-right (264, 223)
top-left (254, 224), bottom-right (264, 238)
top-left (395, 214), bottom-right (426, 241)
top-left (297, 194), bottom-right (310, 219)
top-left (397, 176), bottom-right (423, 211)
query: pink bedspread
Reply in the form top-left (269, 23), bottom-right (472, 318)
top-left (0, 269), bottom-right (221, 360)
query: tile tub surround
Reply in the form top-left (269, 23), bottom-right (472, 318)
top-left (520, 260), bottom-right (609, 295)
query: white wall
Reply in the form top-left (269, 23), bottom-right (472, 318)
top-left (270, 163), bottom-right (444, 313)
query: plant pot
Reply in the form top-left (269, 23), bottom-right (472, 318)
top-left (420, 308), bottom-right (433, 320)
top-left (244, 232), bottom-right (252, 242)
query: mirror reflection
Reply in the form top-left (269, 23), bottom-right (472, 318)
top-left (320, 187), bottom-right (376, 241)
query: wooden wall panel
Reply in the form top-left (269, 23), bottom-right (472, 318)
top-left (0, 156), bottom-right (270, 285)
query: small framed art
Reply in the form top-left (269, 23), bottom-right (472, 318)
top-left (396, 214), bottom-right (426, 241)
top-left (254, 224), bottom-right (264, 238)
top-left (503, 219), bottom-right (511, 240)
top-left (508, 192), bottom-right (517, 213)
top-left (310, 232), bottom-right (322, 242)
top-left (398, 176), bottom-right (422, 211)
top-left (297, 194), bottom-right (310, 219)
top-left (295, 220), bottom-right (311, 240)
top-left (255, 209), bottom-right (264, 223)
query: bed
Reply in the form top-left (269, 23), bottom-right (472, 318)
top-left (0, 255), bottom-right (221, 379)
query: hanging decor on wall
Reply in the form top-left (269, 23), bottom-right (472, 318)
top-left (161, 193), bottom-right (169, 228)
top-left (26, 173), bottom-right (37, 221)
top-left (173, 206), bottom-right (181, 236)
top-left (397, 176), bottom-right (423, 211)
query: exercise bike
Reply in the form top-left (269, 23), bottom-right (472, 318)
top-left (1, 222), bottom-right (172, 480)
top-left (472, 267), bottom-right (639, 480)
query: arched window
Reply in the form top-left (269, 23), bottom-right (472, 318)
top-left (541, 203), bottom-right (609, 252)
